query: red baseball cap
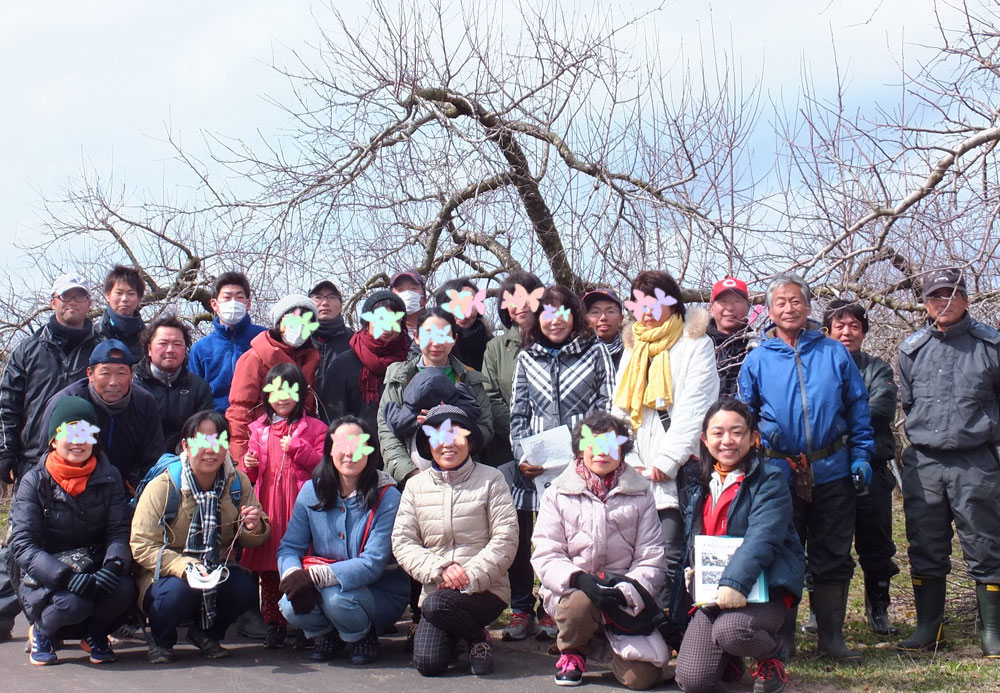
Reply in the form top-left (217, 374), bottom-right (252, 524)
top-left (711, 276), bottom-right (749, 303)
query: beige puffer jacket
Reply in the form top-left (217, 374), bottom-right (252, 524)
top-left (391, 460), bottom-right (518, 605)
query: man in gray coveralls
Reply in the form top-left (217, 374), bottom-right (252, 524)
top-left (896, 267), bottom-right (1000, 657)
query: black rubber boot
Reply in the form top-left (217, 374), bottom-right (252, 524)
top-left (779, 604), bottom-right (797, 660)
top-left (976, 584), bottom-right (1000, 658)
top-left (896, 575), bottom-right (946, 653)
top-left (813, 582), bottom-right (860, 663)
top-left (864, 575), bottom-right (899, 636)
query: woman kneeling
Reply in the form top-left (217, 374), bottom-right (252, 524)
top-left (12, 397), bottom-right (136, 665)
top-left (674, 400), bottom-right (805, 693)
top-left (277, 416), bottom-right (408, 664)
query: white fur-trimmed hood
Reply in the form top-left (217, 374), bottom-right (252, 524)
top-left (621, 306), bottom-right (710, 350)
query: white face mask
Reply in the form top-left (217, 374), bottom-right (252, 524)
top-left (185, 563), bottom-right (230, 590)
top-left (283, 325), bottom-right (308, 348)
top-left (217, 299), bottom-right (248, 326)
top-left (397, 290), bottom-right (423, 314)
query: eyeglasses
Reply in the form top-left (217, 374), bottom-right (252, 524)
top-left (54, 293), bottom-right (90, 304)
top-left (310, 294), bottom-right (341, 304)
top-left (587, 308), bottom-right (621, 319)
top-left (925, 294), bottom-right (961, 305)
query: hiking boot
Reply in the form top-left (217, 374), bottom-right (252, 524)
top-left (236, 608), bottom-right (268, 640)
top-left (865, 575), bottom-right (899, 636)
top-left (897, 575), bottom-right (946, 653)
top-left (81, 634), bottom-right (116, 664)
top-left (554, 652), bottom-right (586, 686)
top-left (147, 643), bottom-right (175, 664)
top-left (263, 624), bottom-right (287, 649)
top-left (721, 654), bottom-right (746, 683)
top-left (752, 657), bottom-right (789, 693)
top-left (310, 631), bottom-right (346, 661)
top-left (813, 581), bottom-right (861, 662)
top-left (977, 583), bottom-right (1000, 658)
top-left (536, 613), bottom-right (558, 641)
top-left (187, 627), bottom-right (230, 659)
top-left (469, 631), bottom-right (494, 676)
top-left (502, 610), bottom-right (536, 641)
top-left (350, 630), bottom-right (379, 665)
top-left (28, 625), bottom-right (57, 666)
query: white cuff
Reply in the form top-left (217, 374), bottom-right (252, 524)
top-left (308, 564), bottom-right (338, 588)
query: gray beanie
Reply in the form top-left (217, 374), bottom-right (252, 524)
top-left (270, 294), bottom-right (318, 331)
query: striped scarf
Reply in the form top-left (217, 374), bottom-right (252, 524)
top-left (181, 459), bottom-right (226, 629)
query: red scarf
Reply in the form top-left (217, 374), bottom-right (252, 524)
top-left (575, 458), bottom-right (623, 502)
top-left (350, 330), bottom-right (410, 404)
top-left (45, 451), bottom-right (98, 497)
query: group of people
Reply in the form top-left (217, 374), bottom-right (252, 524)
top-left (0, 262), bottom-right (996, 693)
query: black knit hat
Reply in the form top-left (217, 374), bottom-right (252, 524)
top-left (360, 290), bottom-right (406, 326)
top-left (416, 403), bottom-right (484, 453)
top-left (48, 396), bottom-right (99, 443)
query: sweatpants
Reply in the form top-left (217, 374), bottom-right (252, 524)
top-left (34, 577), bottom-right (136, 638)
top-left (902, 444), bottom-right (1000, 581)
top-left (143, 568), bottom-right (257, 647)
top-left (855, 461), bottom-right (899, 580)
top-left (793, 476), bottom-right (856, 583)
top-left (554, 590), bottom-right (664, 691)
top-left (412, 588), bottom-right (505, 676)
top-left (674, 601), bottom-right (786, 693)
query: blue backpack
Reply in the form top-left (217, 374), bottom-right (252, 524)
top-left (131, 453), bottom-right (243, 581)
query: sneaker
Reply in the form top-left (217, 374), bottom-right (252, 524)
top-left (502, 610), bottom-right (536, 641)
top-left (289, 627), bottom-right (311, 650)
top-left (721, 655), bottom-right (745, 683)
top-left (186, 627), bottom-right (229, 659)
top-left (236, 609), bottom-right (268, 640)
top-left (28, 625), bottom-right (57, 666)
top-left (81, 634), bottom-right (116, 664)
top-left (109, 616), bottom-right (143, 644)
top-left (469, 631), bottom-right (494, 676)
top-left (263, 625), bottom-right (287, 649)
top-left (536, 613), bottom-right (558, 641)
top-left (350, 630), bottom-right (379, 665)
top-left (752, 657), bottom-right (789, 693)
top-left (554, 652), bottom-right (586, 686)
top-left (310, 632), bottom-right (346, 662)
top-left (148, 644), bottom-right (175, 664)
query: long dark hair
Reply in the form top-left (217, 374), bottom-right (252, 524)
top-left (698, 398), bottom-right (758, 484)
top-left (262, 362), bottom-right (307, 424)
top-left (497, 271), bottom-right (544, 328)
top-left (521, 285), bottom-right (593, 348)
top-left (312, 416), bottom-right (380, 512)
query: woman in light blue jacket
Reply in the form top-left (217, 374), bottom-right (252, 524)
top-left (277, 415), bottom-right (408, 665)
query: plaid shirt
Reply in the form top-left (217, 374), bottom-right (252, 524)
top-left (508, 334), bottom-right (615, 510)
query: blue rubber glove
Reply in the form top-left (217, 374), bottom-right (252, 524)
top-left (851, 459), bottom-right (872, 487)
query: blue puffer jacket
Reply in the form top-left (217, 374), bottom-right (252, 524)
top-left (189, 314), bottom-right (267, 412)
top-left (681, 454), bottom-right (805, 603)
top-left (277, 471), bottom-right (409, 634)
top-left (738, 327), bottom-right (875, 485)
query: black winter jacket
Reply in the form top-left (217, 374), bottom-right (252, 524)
top-left (706, 319), bottom-right (750, 399)
top-left (97, 308), bottom-right (145, 359)
top-left (39, 378), bottom-right (166, 489)
top-left (0, 320), bottom-right (102, 480)
top-left (319, 348), bottom-right (381, 437)
top-left (313, 317), bottom-right (353, 423)
top-left (133, 359), bottom-right (214, 453)
top-left (10, 454), bottom-right (132, 621)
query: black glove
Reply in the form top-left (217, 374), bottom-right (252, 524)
top-left (66, 572), bottom-right (98, 599)
top-left (572, 572), bottom-right (626, 609)
top-left (279, 568), bottom-right (319, 615)
top-left (92, 567), bottom-right (120, 594)
top-left (0, 456), bottom-right (17, 485)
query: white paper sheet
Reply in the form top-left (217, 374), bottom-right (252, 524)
top-left (693, 534), bottom-right (768, 604)
top-left (519, 425), bottom-right (573, 499)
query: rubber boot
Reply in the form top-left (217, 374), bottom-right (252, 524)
top-left (976, 584), bottom-right (1000, 658)
top-left (812, 582), bottom-right (860, 662)
top-left (864, 575), bottom-right (899, 636)
top-left (896, 575), bottom-right (946, 652)
top-left (779, 604), bottom-right (797, 660)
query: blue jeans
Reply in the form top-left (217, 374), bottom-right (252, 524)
top-left (279, 584), bottom-right (375, 642)
top-left (143, 568), bottom-right (256, 647)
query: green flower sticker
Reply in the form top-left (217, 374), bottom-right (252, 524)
top-left (263, 375), bottom-right (300, 404)
top-left (55, 421), bottom-right (100, 445)
top-left (281, 311), bottom-right (319, 339)
top-left (361, 306), bottom-right (405, 339)
top-left (332, 431), bottom-right (375, 462)
top-left (188, 431), bottom-right (229, 454)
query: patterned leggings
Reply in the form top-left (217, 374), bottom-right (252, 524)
top-left (259, 571), bottom-right (286, 627)
top-left (412, 588), bottom-right (506, 676)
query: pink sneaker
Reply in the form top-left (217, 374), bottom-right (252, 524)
top-left (554, 652), bottom-right (586, 686)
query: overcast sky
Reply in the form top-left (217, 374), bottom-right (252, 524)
top-left (0, 1), bottom-right (945, 288)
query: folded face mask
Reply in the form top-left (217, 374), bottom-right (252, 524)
top-left (185, 563), bottom-right (230, 590)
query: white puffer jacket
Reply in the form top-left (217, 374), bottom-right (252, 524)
top-left (615, 307), bottom-right (721, 510)
top-left (391, 460), bottom-right (518, 605)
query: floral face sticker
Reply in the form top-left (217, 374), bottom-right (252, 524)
top-left (500, 284), bottom-right (544, 313)
top-left (54, 421), bottom-right (100, 445)
top-left (418, 323), bottom-right (455, 349)
top-left (443, 288), bottom-right (486, 321)
top-left (263, 375), bottom-right (300, 404)
top-left (187, 431), bottom-right (229, 455)
top-left (421, 418), bottom-right (471, 448)
top-left (360, 306), bottom-right (405, 338)
top-left (280, 311), bottom-right (319, 339)
top-left (623, 288), bottom-right (678, 322)
top-left (331, 431), bottom-right (374, 462)
top-left (579, 425), bottom-right (628, 461)
top-left (541, 304), bottom-right (572, 321)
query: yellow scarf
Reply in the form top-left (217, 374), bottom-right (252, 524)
top-left (614, 315), bottom-right (684, 430)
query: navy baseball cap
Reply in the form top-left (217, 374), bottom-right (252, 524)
top-left (89, 339), bottom-right (136, 367)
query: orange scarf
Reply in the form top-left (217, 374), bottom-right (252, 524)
top-left (45, 451), bottom-right (97, 497)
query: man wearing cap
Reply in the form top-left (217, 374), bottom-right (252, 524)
top-left (583, 288), bottom-right (626, 370)
top-left (40, 339), bottom-right (165, 493)
top-left (390, 270), bottom-right (427, 340)
top-left (896, 267), bottom-right (1000, 658)
top-left (708, 276), bottom-right (752, 398)
top-left (0, 272), bottom-right (104, 639)
top-left (310, 280), bottom-right (351, 423)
